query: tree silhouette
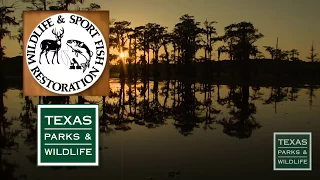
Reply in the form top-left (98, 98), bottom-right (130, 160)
top-left (250, 45), bottom-right (262, 59)
top-left (22, 0), bottom-right (49, 10)
top-left (0, 3), bottom-right (20, 59)
top-left (264, 86), bottom-right (288, 114)
top-left (217, 45), bottom-right (228, 61)
top-left (0, 71), bottom-right (22, 179)
top-left (81, 3), bottom-right (101, 11)
top-left (306, 85), bottom-right (318, 109)
top-left (100, 96), bottom-right (115, 135)
top-left (161, 32), bottom-right (173, 65)
top-left (171, 81), bottom-right (203, 136)
top-left (217, 85), bottom-right (261, 139)
top-left (279, 49), bottom-right (290, 60)
top-left (200, 83), bottom-right (221, 131)
top-left (130, 28), bottom-right (140, 77)
top-left (222, 22), bottom-right (263, 80)
top-left (173, 14), bottom-right (202, 65)
top-left (58, 0), bottom-right (84, 10)
top-left (146, 23), bottom-right (167, 77)
top-left (288, 86), bottom-right (300, 101)
top-left (202, 20), bottom-right (217, 61)
top-left (140, 80), bottom-right (168, 128)
top-left (290, 49), bottom-right (300, 61)
top-left (17, 94), bottom-right (37, 166)
top-left (307, 41), bottom-right (318, 62)
top-left (223, 22), bottom-right (264, 61)
top-left (263, 46), bottom-right (275, 59)
top-left (110, 21), bottom-right (132, 77)
top-left (133, 26), bottom-right (148, 76)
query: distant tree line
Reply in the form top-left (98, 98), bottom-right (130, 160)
top-left (0, 0), bottom-right (319, 79)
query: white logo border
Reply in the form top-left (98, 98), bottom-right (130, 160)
top-left (273, 132), bottom-right (312, 171)
top-left (37, 104), bottom-right (99, 166)
top-left (26, 13), bottom-right (107, 95)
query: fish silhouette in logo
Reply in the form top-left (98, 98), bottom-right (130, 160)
top-left (66, 40), bottom-right (93, 73)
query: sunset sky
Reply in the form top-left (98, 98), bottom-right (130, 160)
top-left (3, 0), bottom-right (320, 60)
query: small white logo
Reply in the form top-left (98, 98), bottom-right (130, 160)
top-left (26, 13), bottom-right (107, 95)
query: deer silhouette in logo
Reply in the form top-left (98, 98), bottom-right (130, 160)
top-left (39, 28), bottom-right (64, 64)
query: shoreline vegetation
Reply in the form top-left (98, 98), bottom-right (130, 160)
top-left (2, 56), bottom-right (320, 90)
top-left (2, 12), bottom-right (320, 92)
top-left (1, 1), bottom-right (320, 90)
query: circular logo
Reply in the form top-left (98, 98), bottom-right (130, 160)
top-left (25, 13), bottom-right (107, 95)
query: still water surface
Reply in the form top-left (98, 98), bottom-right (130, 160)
top-left (2, 79), bottom-right (320, 179)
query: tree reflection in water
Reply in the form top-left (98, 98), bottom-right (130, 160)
top-left (0, 73), bottom-right (24, 179)
top-left (14, 79), bottom-right (292, 142)
top-left (96, 79), bottom-right (262, 138)
top-left (6, 78), bottom-right (315, 176)
top-left (217, 85), bottom-right (261, 139)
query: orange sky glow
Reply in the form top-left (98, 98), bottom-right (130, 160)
top-left (2, 0), bottom-right (320, 62)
